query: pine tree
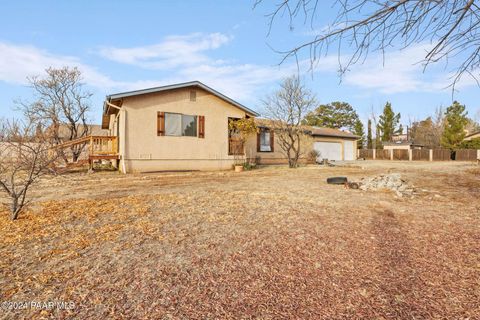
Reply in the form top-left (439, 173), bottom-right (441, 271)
top-left (303, 101), bottom-right (359, 130)
top-left (353, 119), bottom-right (365, 149)
top-left (441, 101), bottom-right (468, 150)
top-left (367, 119), bottom-right (373, 149)
top-left (378, 102), bottom-right (401, 141)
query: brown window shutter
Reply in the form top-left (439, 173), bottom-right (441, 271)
top-left (269, 130), bottom-right (274, 152)
top-left (157, 112), bottom-right (165, 136)
top-left (198, 115), bottom-right (205, 138)
top-left (257, 131), bottom-right (261, 152)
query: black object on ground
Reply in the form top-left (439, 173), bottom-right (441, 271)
top-left (327, 177), bottom-right (348, 185)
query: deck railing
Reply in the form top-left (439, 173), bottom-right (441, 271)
top-left (57, 135), bottom-right (118, 156)
top-left (89, 136), bottom-right (118, 155)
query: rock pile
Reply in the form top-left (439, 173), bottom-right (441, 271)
top-left (358, 173), bottom-right (414, 197)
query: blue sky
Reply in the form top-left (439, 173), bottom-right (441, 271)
top-left (0, 0), bottom-right (479, 126)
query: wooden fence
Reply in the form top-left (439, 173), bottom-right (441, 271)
top-left (432, 149), bottom-right (451, 161)
top-left (412, 149), bottom-right (430, 161)
top-left (393, 149), bottom-right (409, 160)
top-left (357, 148), bottom-right (479, 162)
top-left (358, 149), bottom-right (374, 159)
top-left (455, 149), bottom-right (479, 161)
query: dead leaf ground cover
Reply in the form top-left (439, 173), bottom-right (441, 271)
top-left (0, 161), bottom-right (479, 319)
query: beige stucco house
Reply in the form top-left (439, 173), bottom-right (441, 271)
top-left (101, 81), bottom-right (360, 173)
top-left (102, 81), bottom-right (259, 173)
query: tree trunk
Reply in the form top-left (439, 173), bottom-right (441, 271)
top-left (10, 197), bottom-right (20, 220)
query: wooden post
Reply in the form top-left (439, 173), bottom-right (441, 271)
top-left (373, 149), bottom-right (376, 160)
top-left (390, 149), bottom-right (394, 161)
top-left (89, 136), bottom-right (94, 156)
top-left (408, 149), bottom-right (413, 161)
top-left (429, 149), bottom-right (433, 161)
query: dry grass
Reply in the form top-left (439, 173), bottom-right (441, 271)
top-left (0, 162), bottom-right (479, 319)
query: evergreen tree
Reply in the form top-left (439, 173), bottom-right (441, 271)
top-left (303, 101), bottom-right (359, 130)
top-left (441, 101), bottom-right (468, 150)
top-left (367, 119), bottom-right (373, 149)
top-left (353, 119), bottom-right (365, 149)
top-left (378, 102), bottom-right (401, 141)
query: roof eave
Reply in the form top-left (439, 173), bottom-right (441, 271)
top-left (105, 81), bottom-right (259, 117)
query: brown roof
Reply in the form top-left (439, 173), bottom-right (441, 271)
top-left (308, 126), bottom-right (359, 139)
top-left (254, 118), bottom-right (359, 139)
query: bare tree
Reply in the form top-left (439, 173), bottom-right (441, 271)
top-left (0, 119), bottom-right (59, 220)
top-left (18, 67), bottom-right (92, 163)
top-left (263, 76), bottom-right (316, 168)
top-left (255, 0), bottom-right (480, 88)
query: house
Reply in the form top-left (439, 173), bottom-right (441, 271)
top-left (244, 120), bottom-right (359, 164)
top-left (464, 130), bottom-right (480, 141)
top-left (101, 81), bottom-right (259, 173)
top-left (383, 141), bottom-right (424, 150)
top-left (100, 81), bottom-right (360, 173)
top-left (382, 132), bottom-right (423, 150)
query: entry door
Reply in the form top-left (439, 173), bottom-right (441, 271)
top-left (314, 141), bottom-right (342, 161)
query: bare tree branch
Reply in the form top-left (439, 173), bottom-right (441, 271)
top-left (256, 0), bottom-right (480, 89)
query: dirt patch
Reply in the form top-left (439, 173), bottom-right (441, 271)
top-left (0, 162), bottom-right (479, 319)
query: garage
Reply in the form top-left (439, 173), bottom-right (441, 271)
top-left (309, 127), bottom-right (359, 162)
top-left (314, 141), bottom-right (343, 161)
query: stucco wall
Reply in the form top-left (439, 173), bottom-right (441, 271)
top-left (118, 87), bottom-right (248, 172)
top-left (383, 145), bottom-right (411, 150)
top-left (245, 133), bottom-right (357, 163)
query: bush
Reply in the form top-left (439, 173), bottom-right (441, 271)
top-left (307, 149), bottom-right (320, 163)
top-left (459, 138), bottom-right (480, 149)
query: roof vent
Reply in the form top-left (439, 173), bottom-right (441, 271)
top-left (190, 90), bottom-right (196, 102)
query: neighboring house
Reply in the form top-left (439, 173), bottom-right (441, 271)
top-left (101, 81), bottom-right (259, 173)
top-left (244, 120), bottom-right (359, 164)
top-left (383, 132), bottom-right (424, 150)
top-left (464, 130), bottom-right (480, 141)
top-left (383, 141), bottom-right (424, 150)
top-left (46, 124), bottom-right (108, 142)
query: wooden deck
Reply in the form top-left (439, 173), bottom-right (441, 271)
top-left (57, 135), bottom-right (119, 167)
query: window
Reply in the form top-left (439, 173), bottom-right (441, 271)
top-left (165, 113), bottom-right (197, 137)
top-left (259, 129), bottom-right (272, 152)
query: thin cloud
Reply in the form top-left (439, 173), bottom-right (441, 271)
top-left (98, 32), bottom-right (233, 70)
top-left (0, 41), bottom-right (118, 89)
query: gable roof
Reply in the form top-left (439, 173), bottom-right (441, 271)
top-left (105, 81), bottom-right (259, 117)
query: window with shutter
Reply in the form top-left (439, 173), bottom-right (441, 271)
top-left (158, 112), bottom-right (201, 137)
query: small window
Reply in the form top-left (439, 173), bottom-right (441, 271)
top-left (164, 112), bottom-right (197, 137)
top-left (260, 129), bottom-right (271, 152)
top-left (190, 90), bottom-right (196, 102)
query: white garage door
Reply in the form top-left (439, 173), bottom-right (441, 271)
top-left (343, 140), bottom-right (355, 160)
top-left (314, 141), bottom-right (342, 161)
